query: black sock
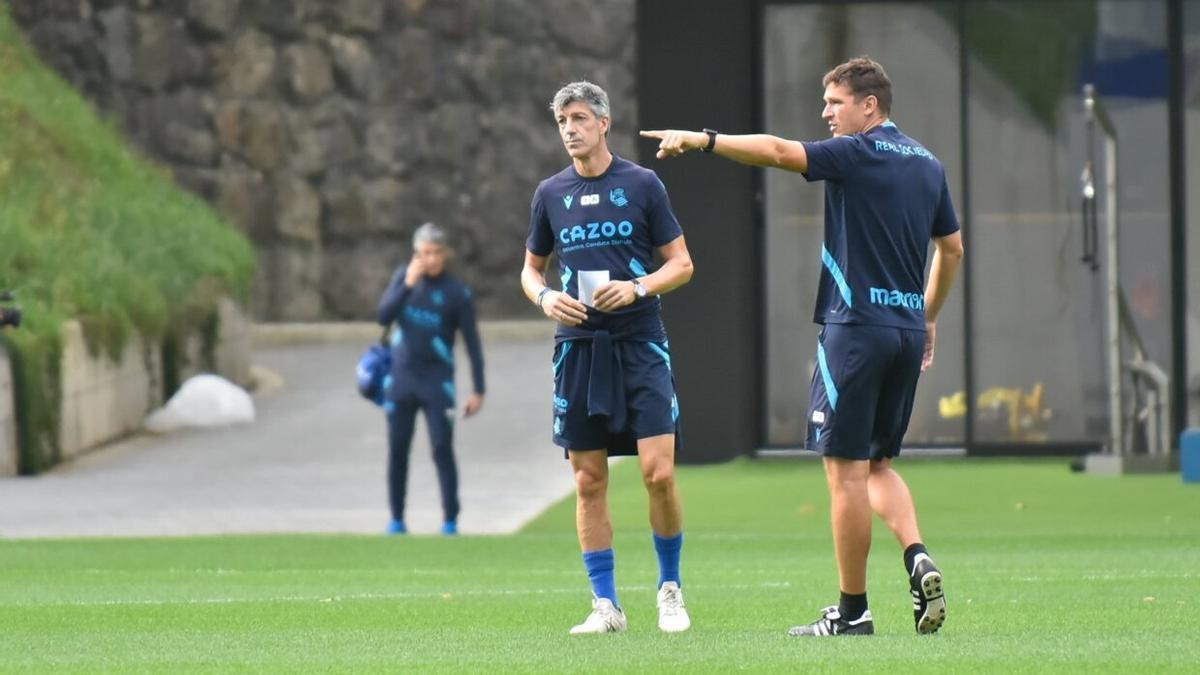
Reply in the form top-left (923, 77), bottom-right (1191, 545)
top-left (904, 542), bottom-right (928, 575)
top-left (838, 591), bottom-right (868, 622)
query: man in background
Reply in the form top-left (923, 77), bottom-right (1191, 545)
top-left (377, 222), bottom-right (485, 536)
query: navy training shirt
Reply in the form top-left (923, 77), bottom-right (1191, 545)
top-left (802, 120), bottom-right (960, 331)
top-left (376, 269), bottom-right (485, 395)
top-left (526, 155), bottom-right (683, 341)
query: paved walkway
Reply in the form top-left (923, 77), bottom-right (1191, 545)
top-left (0, 325), bottom-right (577, 538)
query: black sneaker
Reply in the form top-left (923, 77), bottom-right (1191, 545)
top-left (787, 606), bottom-right (875, 637)
top-left (910, 552), bottom-right (946, 634)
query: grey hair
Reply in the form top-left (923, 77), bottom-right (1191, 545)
top-left (413, 221), bottom-right (448, 249)
top-left (550, 80), bottom-right (611, 120)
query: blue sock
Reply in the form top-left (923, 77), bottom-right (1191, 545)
top-left (582, 549), bottom-right (618, 608)
top-left (653, 532), bottom-right (683, 588)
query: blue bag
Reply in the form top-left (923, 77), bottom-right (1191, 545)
top-left (356, 329), bottom-right (392, 406)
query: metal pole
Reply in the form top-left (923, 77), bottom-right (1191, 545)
top-left (1081, 87), bottom-right (1097, 269)
top-left (1104, 132), bottom-right (1121, 455)
top-left (1168, 0), bottom-right (1187, 444)
top-left (1126, 359), bottom-right (1170, 456)
top-left (959, 1), bottom-right (976, 450)
top-left (1084, 83), bottom-right (1123, 456)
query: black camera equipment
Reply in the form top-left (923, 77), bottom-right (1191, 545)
top-left (0, 292), bottom-right (22, 329)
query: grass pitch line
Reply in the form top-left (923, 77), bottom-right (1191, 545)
top-left (1009, 572), bottom-right (1200, 582)
top-left (7, 580), bottom-right (793, 608)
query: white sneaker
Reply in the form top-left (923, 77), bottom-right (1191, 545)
top-left (656, 581), bottom-right (691, 633)
top-left (569, 597), bottom-right (627, 635)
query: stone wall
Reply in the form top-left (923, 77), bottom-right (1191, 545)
top-left (9, 0), bottom-right (638, 320)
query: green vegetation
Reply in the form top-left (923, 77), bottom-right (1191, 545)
top-left (0, 459), bottom-right (1195, 672)
top-left (951, 1), bottom-right (1097, 129)
top-left (0, 4), bottom-right (255, 472)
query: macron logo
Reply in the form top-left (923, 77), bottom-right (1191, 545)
top-left (563, 195), bottom-right (573, 210)
top-left (869, 287), bottom-right (925, 311)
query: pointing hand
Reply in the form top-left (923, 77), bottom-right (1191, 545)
top-left (639, 129), bottom-right (708, 160)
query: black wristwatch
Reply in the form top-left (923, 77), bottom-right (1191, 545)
top-left (701, 128), bottom-right (718, 153)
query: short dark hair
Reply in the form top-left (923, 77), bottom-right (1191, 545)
top-left (822, 56), bottom-right (892, 115)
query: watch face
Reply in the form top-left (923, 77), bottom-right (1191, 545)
top-left (635, 282), bottom-right (647, 298)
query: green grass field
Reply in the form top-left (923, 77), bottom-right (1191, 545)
top-left (1, 459), bottom-right (1196, 673)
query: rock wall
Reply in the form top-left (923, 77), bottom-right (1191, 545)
top-left (9, 0), bottom-right (637, 320)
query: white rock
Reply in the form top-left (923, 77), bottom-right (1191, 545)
top-left (144, 374), bottom-right (255, 433)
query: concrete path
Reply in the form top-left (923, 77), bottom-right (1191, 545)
top-left (0, 324), bottom-right (577, 538)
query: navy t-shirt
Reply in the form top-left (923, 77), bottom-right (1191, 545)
top-left (526, 155), bottom-right (683, 340)
top-left (376, 269), bottom-right (485, 395)
top-left (802, 121), bottom-right (960, 331)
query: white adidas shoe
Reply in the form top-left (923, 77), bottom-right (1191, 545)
top-left (656, 581), bottom-right (691, 633)
top-left (569, 597), bottom-right (628, 635)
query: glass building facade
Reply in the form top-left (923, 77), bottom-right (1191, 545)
top-left (761, 1), bottom-right (1184, 451)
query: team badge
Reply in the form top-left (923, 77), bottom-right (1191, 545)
top-left (609, 188), bottom-right (629, 207)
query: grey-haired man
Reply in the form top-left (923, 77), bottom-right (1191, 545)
top-left (521, 81), bottom-right (695, 634)
top-left (377, 223), bottom-right (485, 536)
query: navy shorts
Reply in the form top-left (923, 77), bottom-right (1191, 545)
top-left (806, 323), bottom-right (924, 461)
top-left (551, 339), bottom-right (680, 456)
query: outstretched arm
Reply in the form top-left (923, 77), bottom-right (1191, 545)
top-left (640, 129), bottom-right (809, 173)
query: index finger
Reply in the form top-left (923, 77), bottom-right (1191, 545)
top-left (639, 130), bottom-right (667, 139)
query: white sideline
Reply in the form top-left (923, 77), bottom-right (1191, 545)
top-left (3, 581), bottom-right (792, 608)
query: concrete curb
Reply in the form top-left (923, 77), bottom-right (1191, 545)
top-left (252, 319), bottom-right (555, 346)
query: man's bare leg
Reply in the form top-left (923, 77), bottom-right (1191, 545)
top-left (637, 434), bottom-right (689, 632)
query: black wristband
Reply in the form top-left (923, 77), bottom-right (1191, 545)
top-left (701, 128), bottom-right (718, 153)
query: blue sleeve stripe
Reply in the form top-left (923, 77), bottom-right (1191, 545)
top-left (816, 343), bottom-right (839, 411)
top-left (629, 258), bottom-right (648, 277)
top-left (442, 380), bottom-right (456, 401)
top-left (552, 341), bottom-right (573, 375)
top-left (561, 265), bottom-right (573, 292)
top-left (648, 342), bottom-right (672, 371)
top-left (821, 245), bottom-right (853, 307)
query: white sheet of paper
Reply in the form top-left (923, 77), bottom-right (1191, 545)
top-left (578, 270), bottom-right (610, 308)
